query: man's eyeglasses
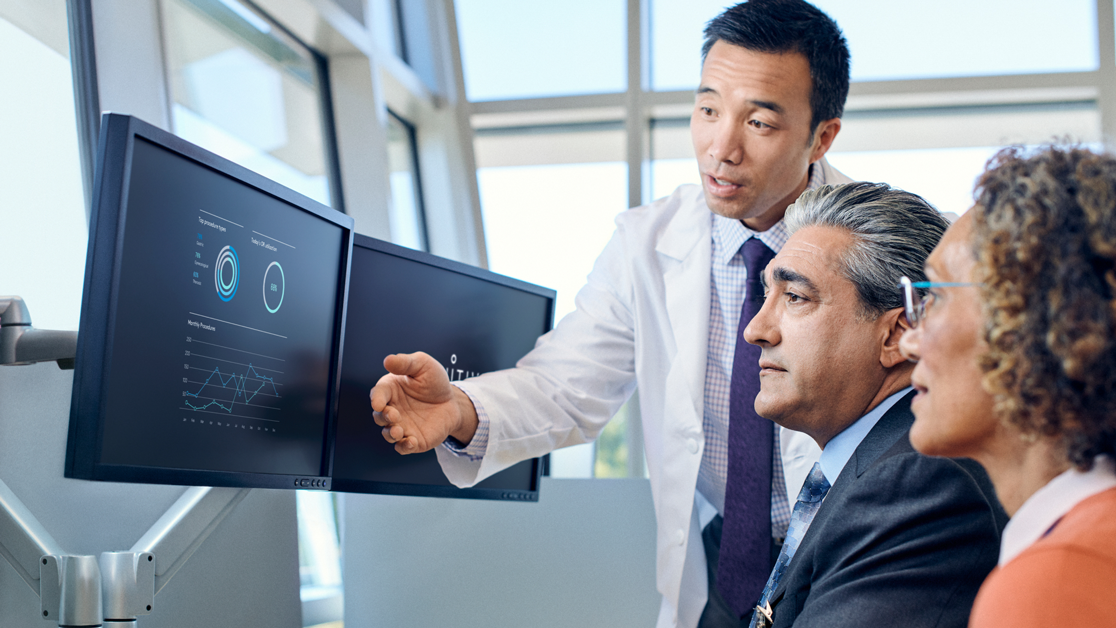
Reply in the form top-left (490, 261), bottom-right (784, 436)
top-left (898, 276), bottom-right (978, 328)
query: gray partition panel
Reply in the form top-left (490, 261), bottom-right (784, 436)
top-left (343, 476), bottom-right (660, 628)
top-left (0, 361), bottom-right (302, 628)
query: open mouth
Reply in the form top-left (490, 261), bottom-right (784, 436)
top-left (706, 174), bottom-right (742, 195)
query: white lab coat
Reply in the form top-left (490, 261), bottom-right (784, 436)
top-left (440, 159), bottom-right (850, 628)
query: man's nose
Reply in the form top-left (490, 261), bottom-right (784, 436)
top-left (709, 123), bottom-right (745, 165)
top-left (743, 295), bottom-right (777, 347)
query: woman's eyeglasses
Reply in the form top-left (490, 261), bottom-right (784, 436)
top-left (898, 276), bottom-right (977, 328)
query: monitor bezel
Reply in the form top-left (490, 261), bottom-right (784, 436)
top-left (65, 112), bottom-right (354, 490)
top-left (328, 234), bottom-right (554, 501)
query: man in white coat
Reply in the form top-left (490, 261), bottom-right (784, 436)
top-left (371, 2), bottom-right (852, 626)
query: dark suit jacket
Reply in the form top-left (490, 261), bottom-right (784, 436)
top-left (768, 392), bottom-right (1007, 628)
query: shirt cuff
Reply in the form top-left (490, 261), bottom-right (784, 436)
top-left (441, 383), bottom-right (489, 461)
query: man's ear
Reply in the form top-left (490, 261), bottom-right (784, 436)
top-left (880, 307), bottom-right (910, 369)
top-left (809, 117), bottom-right (841, 163)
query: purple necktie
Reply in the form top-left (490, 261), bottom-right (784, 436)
top-left (718, 236), bottom-right (777, 617)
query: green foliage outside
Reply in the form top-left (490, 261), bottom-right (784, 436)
top-left (594, 407), bottom-right (629, 478)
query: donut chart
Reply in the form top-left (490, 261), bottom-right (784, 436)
top-left (263, 261), bottom-right (285, 313)
top-left (215, 246), bottom-right (239, 302)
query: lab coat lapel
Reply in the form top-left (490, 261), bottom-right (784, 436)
top-left (656, 197), bottom-right (712, 424)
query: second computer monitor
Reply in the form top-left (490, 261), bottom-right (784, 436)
top-left (332, 235), bottom-right (553, 500)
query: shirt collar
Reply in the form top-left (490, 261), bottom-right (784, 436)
top-left (711, 161), bottom-right (827, 265)
top-left (999, 456), bottom-right (1116, 566)
top-left (818, 387), bottom-right (912, 482)
top-left (712, 215), bottom-right (790, 265)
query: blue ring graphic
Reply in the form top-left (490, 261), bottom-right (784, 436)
top-left (215, 246), bottom-right (239, 302)
top-left (263, 261), bottom-right (285, 313)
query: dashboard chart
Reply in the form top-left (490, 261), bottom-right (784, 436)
top-left (89, 135), bottom-right (346, 479)
top-left (182, 336), bottom-right (282, 424)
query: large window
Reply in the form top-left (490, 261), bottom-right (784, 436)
top-left (650, 0), bottom-right (1100, 91)
top-left (456, 0), bottom-right (1115, 478)
top-left (162, 0), bottom-right (337, 207)
top-left (818, 0), bottom-right (1098, 81)
top-left (475, 124), bottom-right (627, 320)
top-left (455, 0), bottom-right (626, 101)
top-left (473, 123), bottom-right (628, 476)
top-left (0, 0), bottom-right (88, 331)
top-left (386, 111), bottom-right (429, 251)
top-left (650, 0), bottom-right (736, 91)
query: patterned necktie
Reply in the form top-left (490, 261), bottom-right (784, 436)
top-left (748, 462), bottom-right (832, 628)
top-left (718, 236), bottom-right (778, 617)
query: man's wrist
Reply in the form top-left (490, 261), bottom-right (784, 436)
top-left (448, 386), bottom-right (479, 445)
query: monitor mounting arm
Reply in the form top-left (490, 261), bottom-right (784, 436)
top-left (0, 296), bottom-right (78, 369)
top-left (0, 479), bottom-right (249, 627)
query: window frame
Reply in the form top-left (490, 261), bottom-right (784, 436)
top-left (454, 0), bottom-right (1116, 478)
top-left (386, 107), bottom-right (431, 251)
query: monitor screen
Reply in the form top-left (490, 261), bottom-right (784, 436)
top-left (66, 113), bottom-right (353, 490)
top-left (331, 235), bottom-right (554, 500)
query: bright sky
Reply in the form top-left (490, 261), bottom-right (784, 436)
top-left (456, 0), bottom-right (1099, 98)
top-left (0, 15), bottom-right (88, 331)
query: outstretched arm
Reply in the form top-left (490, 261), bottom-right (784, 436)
top-left (369, 351), bottom-right (480, 455)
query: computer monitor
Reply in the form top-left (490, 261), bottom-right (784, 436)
top-left (331, 235), bottom-right (554, 501)
top-left (66, 113), bottom-right (353, 490)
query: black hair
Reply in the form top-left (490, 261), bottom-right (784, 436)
top-left (702, 0), bottom-right (850, 132)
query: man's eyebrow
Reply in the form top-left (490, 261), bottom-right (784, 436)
top-left (693, 88), bottom-right (784, 116)
top-left (771, 266), bottom-right (817, 292)
top-left (750, 99), bottom-right (784, 115)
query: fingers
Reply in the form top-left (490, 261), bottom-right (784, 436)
top-left (370, 374), bottom-right (415, 451)
top-left (371, 352), bottom-right (444, 456)
top-left (380, 425), bottom-right (418, 455)
top-left (373, 406), bottom-right (394, 429)
top-left (383, 351), bottom-right (431, 377)
top-left (369, 377), bottom-right (394, 413)
top-left (395, 435), bottom-right (418, 455)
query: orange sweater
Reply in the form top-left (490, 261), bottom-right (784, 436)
top-left (969, 487), bottom-right (1116, 627)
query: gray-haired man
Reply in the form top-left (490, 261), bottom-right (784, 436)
top-left (739, 182), bottom-right (1006, 628)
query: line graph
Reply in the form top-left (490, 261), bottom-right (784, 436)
top-left (183, 363), bottom-right (281, 415)
top-left (181, 332), bottom-right (286, 423)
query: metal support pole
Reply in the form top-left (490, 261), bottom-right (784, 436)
top-left (0, 480), bottom-right (250, 626)
top-left (99, 551), bottom-right (155, 627)
top-left (41, 554), bottom-right (103, 626)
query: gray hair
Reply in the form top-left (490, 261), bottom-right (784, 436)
top-left (784, 181), bottom-right (949, 318)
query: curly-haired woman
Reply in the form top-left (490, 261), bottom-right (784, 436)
top-left (898, 145), bottom-right (1116, 627)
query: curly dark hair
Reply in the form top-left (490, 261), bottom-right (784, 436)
top-left (972, 145), bottom-right (1116, 470)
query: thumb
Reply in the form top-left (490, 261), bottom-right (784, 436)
top-left (383, 351), bottom-right (432, 378)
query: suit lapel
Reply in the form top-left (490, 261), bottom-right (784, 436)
top-left (853, 391), bottom-right (915, 478)
top-left (768, 391), bottom-right (917, 606)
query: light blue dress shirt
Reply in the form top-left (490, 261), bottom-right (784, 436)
top-left (817, 387), bottom-right (913, 485)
